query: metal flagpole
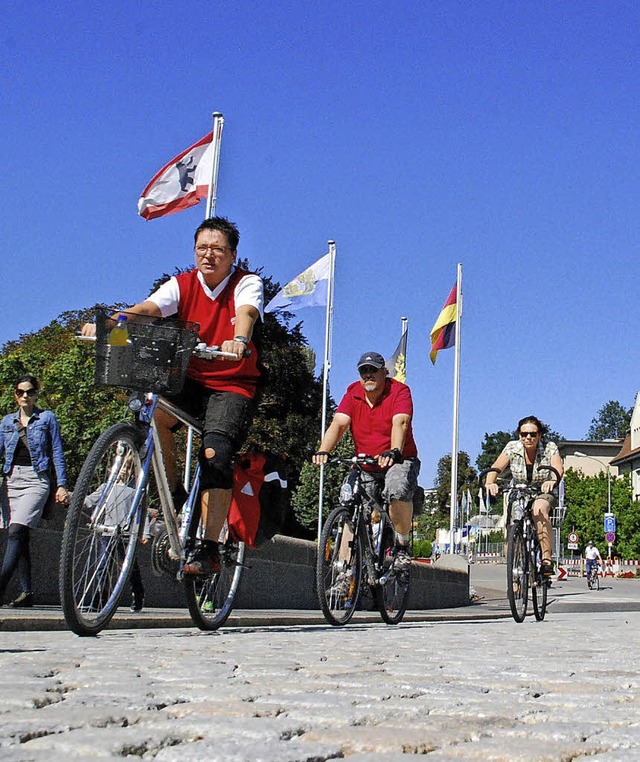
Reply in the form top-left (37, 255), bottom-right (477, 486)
top-left (186, 112), bottom-right (224, 491)
top-left (448, 263), bottom-right (463, 553)
top-left (317, 241), bottom-right (336, 538)
top-left (205, 112), bottom-right (224, 219)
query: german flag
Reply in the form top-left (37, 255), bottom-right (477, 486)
top-left (429, 283), bottom-right (457, 364)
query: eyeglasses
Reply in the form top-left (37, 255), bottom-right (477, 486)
top-left (195, 244), bottom-right (231, 256)
top-left (520, 431), bottom-right (539, 439)
top-left (15, 388), bottom-right (37, 397)
top-left (359, 366), bottom-right (381, 376)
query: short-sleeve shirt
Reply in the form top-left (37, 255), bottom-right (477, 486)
top-left (500, 439), bottom-right (560, 485)
top-left (148, 267), bottom-right (263, 318)
top-left (336, 378), bottom-right (418, 459)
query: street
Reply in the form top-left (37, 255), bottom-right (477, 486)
top-left (0, 566), bottom-right (639, 760)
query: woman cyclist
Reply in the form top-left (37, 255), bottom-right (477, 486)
top-left (485, 415), bottom-right (563, 576)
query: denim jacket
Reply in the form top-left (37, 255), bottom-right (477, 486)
top-left (1, 407), bottom-right (67, 486)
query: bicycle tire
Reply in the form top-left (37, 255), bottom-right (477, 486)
top-left (183, 525), bottom-right (245, 631)
top-left (532, 574), bottom-right (548, 621)
top-left (59, 422), bottom-right (146, 636)
top-left (376, 520), bottom-right (410, 625)
top-left (506, 523), bottom-right (528, 623)
top-left (316, 505), bottom-right (362, 626)
top-left (595, 571), bottom-right (600, 591)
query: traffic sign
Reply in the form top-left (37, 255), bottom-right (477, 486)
top-left (604, 514), bottom-right (616, 533)
top-left (605, 531), bottom-right (616, 543)
top-left (568, 531), bottom-right (578, 543)
top-left (567, 542), bottom-right (578, 550)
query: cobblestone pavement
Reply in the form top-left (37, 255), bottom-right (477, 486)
top-left (1, 608), bottom-right (639, 761)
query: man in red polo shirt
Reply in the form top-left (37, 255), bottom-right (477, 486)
top-left (312, 351), bottom-right (420, 571)
top-left (82, 217), bottom-right (263, 574)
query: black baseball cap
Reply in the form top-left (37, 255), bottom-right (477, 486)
top-left (357, 351), bottom-right (386, 370)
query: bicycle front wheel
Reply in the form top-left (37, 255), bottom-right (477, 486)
top-left (506, 523), bottom-right (528, 623)
top-left (376, 521), bottom-right (410, 625)
top-left (184, 529), bottom-right (245, 631)
top-left (316, 506), bottom-right (362, 626)
top-left (59, 422), bottom-right (146, 636)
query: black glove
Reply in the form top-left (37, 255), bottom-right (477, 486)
top-left (380, 448), bottom-right (403, 464)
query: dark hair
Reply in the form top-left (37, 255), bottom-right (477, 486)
top-left (14, 375), bottom-right (39, 393)
top-left (517, 415), bottom-right (547, 436)
top-left (193, 217), bottom-right (240, 251)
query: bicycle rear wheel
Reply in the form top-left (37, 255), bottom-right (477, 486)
top-left (183, 525), bottom-right (245, 631)
top-left (506, 523), bottom-right (528, 623)
top-left (316, 505), bottom-right (362, 626)
top-left (59, 422), bottom-right (145, 636)
top-left (376, 520), bottom-right (410, 625)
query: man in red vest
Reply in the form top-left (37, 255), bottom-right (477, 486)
top-left (313, 351), bottom-right (420, 572)
top-left (83, 217), bottom-right (263, 574)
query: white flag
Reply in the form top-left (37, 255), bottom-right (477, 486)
top-left (138, 133), bottom-right (213, 220)
top-left (265, 253), bottom-right (331, 313)
top-left (478, 488), bottom-right (487, 514)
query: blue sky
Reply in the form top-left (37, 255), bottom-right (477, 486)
top-left (3, 1), bottom-right (640, 486)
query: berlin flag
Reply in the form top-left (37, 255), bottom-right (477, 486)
top-left (138, 133), bottom-right (214, 220)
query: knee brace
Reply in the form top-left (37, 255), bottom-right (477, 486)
top-left (199, 433), bottom-right (235, 490)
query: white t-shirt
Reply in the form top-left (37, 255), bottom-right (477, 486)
top-left (585, 546), bottom-right (600, 561)
top-left (148, 268), bottom-right (264, 319)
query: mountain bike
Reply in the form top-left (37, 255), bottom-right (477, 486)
top-left (480, 465), bottom-right (561, 623)
top-left (316, 455), bottom-right (412, 626)
top-left (587, 562), bottom-right (600, 590)
top-left (59, 311), bottom-right (247, 636)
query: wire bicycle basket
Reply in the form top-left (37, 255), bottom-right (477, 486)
top-left (94, 310), bottom-right (200, 394)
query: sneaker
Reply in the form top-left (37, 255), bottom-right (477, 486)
top-left (130, 591), bottom-right (145, 612)
top-left (10, 592), bottom-right (34, 608)
top-left (330, 571), bottom-right (354, 598)
top-left (392, 545), bottom-right (412, 574)
top-left (183, 544), bottom-right (221, 576)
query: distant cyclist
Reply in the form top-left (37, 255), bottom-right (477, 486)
top-left (584, 541), bottom-right (602, 581)
top-left (312, 351), bottom-right (420, 572)
top-left (485, 415), bottom-right (563, 576)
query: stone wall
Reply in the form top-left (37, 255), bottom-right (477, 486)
top-left (0, 521), bottom-right (469, 611)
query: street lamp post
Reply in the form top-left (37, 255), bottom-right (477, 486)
top-left (574, 451), bottom-right (613, 557)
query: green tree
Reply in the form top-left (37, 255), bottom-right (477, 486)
top-left (586, 400), bottom-right (632, 441)
top-left (291, 431), bottom-right (354, 533)
top-left (476, 431), bottom-right (512, 472)
top-left (563, 468), bottom-right (640, 559)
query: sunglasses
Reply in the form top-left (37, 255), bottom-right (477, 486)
top-left (519, 431), bottom-right (539, 438)
top-left (15, 388), bottom-right (37, 398)
top-left (359, 366), bottom-right (381, 376)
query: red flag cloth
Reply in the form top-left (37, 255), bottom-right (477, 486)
top-left (429, 283), bottom-right (457, 364)
top-left (137, 132), bottom-right (213, 220)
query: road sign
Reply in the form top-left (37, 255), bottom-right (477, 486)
top-left (605, 531), bottom-right (616, 543)
top-left (604, 514), bottom-right (616, 533)
top-left (568, 531), bottom-right (578, 543)
top-left (557, 567), bottom-right (567, 580)
top-left (567, 542), bottom-right (578, 550)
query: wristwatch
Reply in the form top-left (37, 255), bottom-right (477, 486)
top-left (234, 335), bottom-right (249, 345)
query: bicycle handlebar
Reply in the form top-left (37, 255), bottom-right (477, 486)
top-left (322, 454), bottom-right (379, 468)
top-left (76, 335), bottom-right (250, 359)
top-left (478, 465), bottom-right (562, 492)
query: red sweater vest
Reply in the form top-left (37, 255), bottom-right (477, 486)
top-left (176, 268), bottom-right (261, 398)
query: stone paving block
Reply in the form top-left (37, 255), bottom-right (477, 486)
top-left (154, 737), bottom-right (343, 762)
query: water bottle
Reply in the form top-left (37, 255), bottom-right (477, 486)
top-left (108, 315), bottom-right (129, 346)
top-left (107, 315), bottom-right (130, 384)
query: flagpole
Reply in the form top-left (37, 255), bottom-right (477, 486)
top-left (449, 263), bottom-right (463, 554)
top-left (317, 240), bottom-right (336, 538)
top-left (205, 112), bottom-right (224, 219)
top-left (183, 113), bottom-right (224, 492)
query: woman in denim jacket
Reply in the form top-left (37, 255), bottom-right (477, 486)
top-left (0, 375), bottom-right (69, 607)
